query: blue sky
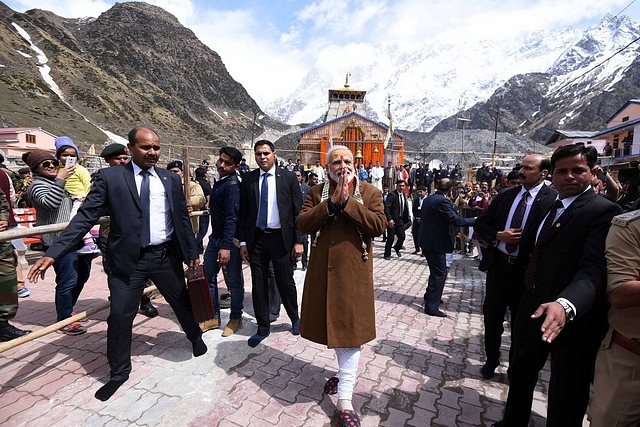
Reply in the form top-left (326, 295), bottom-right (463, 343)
top-left (5, 0), bottom-right (640, 108)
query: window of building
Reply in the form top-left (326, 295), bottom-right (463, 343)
top-left (622, 116), bottom-right (629, 122)
top-left (26, 134), bottom-right (36, 144)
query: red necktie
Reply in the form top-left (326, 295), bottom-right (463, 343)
top-left (523, 199), bottom-right (563, 290)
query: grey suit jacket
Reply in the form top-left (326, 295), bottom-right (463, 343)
top-left (45, 162), bottom-right (197, 276)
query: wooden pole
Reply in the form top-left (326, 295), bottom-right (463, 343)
top-left (0, 286), bottom-right (158, 354)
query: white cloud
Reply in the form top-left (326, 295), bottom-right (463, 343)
top-left (4, 0), bottom-right (640, 107)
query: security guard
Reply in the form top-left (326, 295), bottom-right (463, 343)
top-left (589, 210), bottom-right (640, 426)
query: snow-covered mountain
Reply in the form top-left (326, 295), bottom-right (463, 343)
top-left (266, 14), bottom-right (640, 134)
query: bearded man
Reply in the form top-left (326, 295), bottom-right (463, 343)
top-left (297, 146), bottom-right (386, 427)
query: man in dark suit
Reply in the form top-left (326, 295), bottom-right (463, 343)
top-left (238, 140), bottom-right (304, 348)
top-left (420, 178), bottom-right (475, 317)
top-left (294, 169), bottom-right (310, 270)
top-left (411, 186), bottom-right (427, 254)
top-left (474, 154), bottom-right (557, 379)
top-left (384, 179), bottom-right (410, 260)
top-left (28, 127), bottom-right (205, 401)
top-left (493, 144), bottom-right (623, 427)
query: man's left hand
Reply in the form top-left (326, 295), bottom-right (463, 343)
top-left (292, 243), bottom-right (304, 258)
top-left (531, 302), bottom-right (566, 343)
top-left (188, 258), bottom-right (200, 268)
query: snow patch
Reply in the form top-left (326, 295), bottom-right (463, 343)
top-left (16, 50), bottom-right (31, 58)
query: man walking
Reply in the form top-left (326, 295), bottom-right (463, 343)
top-left (474, 154), bottom-right (556, 379)
top-left (297, 146), bottom-right (386, 427)
top-left (384, 179), bottom-right (409, 260)
top-left (493, 144), bottom-right (622, 426)
top-left (411, 186), bottom-right (427, 254)
top-left (201, 147), bottom-right (245, 337)
top-left (238, 140), bottom-right (304, 347)
top-left (29, 127), bottom-right (205, 401)
top-left (420, 178), bottom-right (474, 317)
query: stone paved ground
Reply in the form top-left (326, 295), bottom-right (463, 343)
top-left (0, 231), bottom-right (587, 426)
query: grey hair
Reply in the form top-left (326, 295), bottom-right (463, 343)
top-left (325, 145), bottom-right (354, 164)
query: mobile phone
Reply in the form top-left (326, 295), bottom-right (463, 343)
top-left (65, 157), bottom-right (77, 168)
top-left (596, 171), bottom-right (607, 182)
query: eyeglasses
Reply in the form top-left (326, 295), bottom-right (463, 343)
top-left (40, 160), bottom-right (59, 168)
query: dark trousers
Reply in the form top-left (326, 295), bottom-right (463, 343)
top-left (482, 257), bottom-right (521, 367)
top-left (384, 224), bottom-right (406, 257)
top-left (268, 263), bottom-right (281, 322)
top-left (501, 294), bottom-right (598, 426)
top-left (423, 250), bottom-right (447, 313)
top-left (107, 243), bottom-right (201, 381)
top-left (195, 214), bottom-right (209, 255)
top-left (53, 251), bottom-right (94, 321)
top-left (249, 230), bottom-right (299, 336)
top-left (411, 221), bottom-right (422, 252)
top-left (203, 238), bottom-right (244, 319)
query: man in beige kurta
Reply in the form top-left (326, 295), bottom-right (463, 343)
top-left (297, 146), bottom-right (386, 427)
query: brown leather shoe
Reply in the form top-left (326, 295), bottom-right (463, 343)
top-left (221, 318), bottom-right (242, 337)
top-left (199, 318), bottom-right (221, 332)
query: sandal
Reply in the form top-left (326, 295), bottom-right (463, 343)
top-left (339, 409), bottom-right (361, 427)
top-left (324, 376), bottom-right (339, 395)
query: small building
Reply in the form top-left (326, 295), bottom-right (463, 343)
top-left (0, 127), bottom-right (57, 160)
top-left (545, 130), bottom-right (606, 153)
top-left (591, 99), bottom-right (640, 159)
top-left (297, 76), bottom-right (404, 167)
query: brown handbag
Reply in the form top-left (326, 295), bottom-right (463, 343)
top-left (185, 265), bottom-right (215, 323)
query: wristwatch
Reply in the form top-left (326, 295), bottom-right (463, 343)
top-left (556, 299), bottom-right (575, 322)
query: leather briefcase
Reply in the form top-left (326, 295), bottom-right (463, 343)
top-left (185, 265), bottom-right (215, 323)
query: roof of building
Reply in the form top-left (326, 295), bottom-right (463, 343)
top-left (606, 99), bottom-right (640, 124)
top-left (300, 111), bottom-right (404, 137)
top-left (0, 127), bottom-right (58, 137)
top-left (593, 117), bottom-right (640, 138)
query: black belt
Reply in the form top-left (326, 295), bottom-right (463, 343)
top-left (496, 251), bottom-right (517, 265)
top-left (256, 228), bottom-right (280, 234)
top-left (141, 240), bottom-right (172, 253)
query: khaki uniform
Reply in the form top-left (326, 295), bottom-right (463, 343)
top-left (590, 210), bottom-right (640, 426)
top-left (0, 188), bottom-right (18, 321)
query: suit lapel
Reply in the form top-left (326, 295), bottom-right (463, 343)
top-left (252, 170), bottom-right (260, 209)
top-left (124, 163), bottom-right (142, 211)
top-left (539, 190), bottom-right (594, 245)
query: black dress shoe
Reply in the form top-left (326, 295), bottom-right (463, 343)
top-left (395, 249), bottom-right (402, 257)
top-left (139, 301), bottom-right (159, 318)
top-left (0, 321), bottom-right (31, 342)
top-left (481, 362), bottom-right (498, 379)
top-left (424, 310), bottom-right (447, 317)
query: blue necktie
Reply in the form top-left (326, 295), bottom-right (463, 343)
top-left (258, 173), bottom-right (270, 230)
top-left (140, 170), bottom-right (151, 247)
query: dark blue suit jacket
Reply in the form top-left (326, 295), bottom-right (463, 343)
top-left (419, 192), bottom-right (475, 253)
top-left (45, 162), bottom-right (197, 275)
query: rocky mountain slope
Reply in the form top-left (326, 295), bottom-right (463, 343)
top-left (0, 1), bottom-right (283, 152)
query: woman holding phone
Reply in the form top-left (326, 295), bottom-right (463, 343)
top-left (54, 136), bottom-right (99, 255)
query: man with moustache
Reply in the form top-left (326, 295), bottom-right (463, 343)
top-left (237, 140), bottom-right (304, 348)
top-left (98, 143), bottom-right (158, 318)
top-left (493, 144), bottom-right (623, 427)
top-left (474, 154), bottom-right (556, 379)
top-left (28, 127), bottom-right (205, 401)
top-left (297, 146), bottom-right (386, 427)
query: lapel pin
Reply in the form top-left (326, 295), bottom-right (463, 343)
top-left (555, 223), bottom-right (560, 227)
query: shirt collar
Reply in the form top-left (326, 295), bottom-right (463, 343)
top-left (260, 165), bottom-right (276, 177)
top-left (557, 185), bottom-right (591, 209)
top-left (132, 161), bottom-right (156, 177)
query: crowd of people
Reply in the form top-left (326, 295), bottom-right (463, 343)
top-left (0, 132), bottom-right (636, 426)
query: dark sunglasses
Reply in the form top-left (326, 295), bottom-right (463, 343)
top-left (40, 160), bottom-right (59, 168)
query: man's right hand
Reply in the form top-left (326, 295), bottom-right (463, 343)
top-left (239, 246), bottom-right (249, 263)
top-left (27, 257), bottom-right (55, 283)
top-left (496, 228), bottom-right (522, 244)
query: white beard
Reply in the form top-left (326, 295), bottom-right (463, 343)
top-left (328, 168), bottom-right (356, 183)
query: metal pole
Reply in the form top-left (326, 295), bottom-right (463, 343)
top-left (492, 105), bottom-right (499, 168)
